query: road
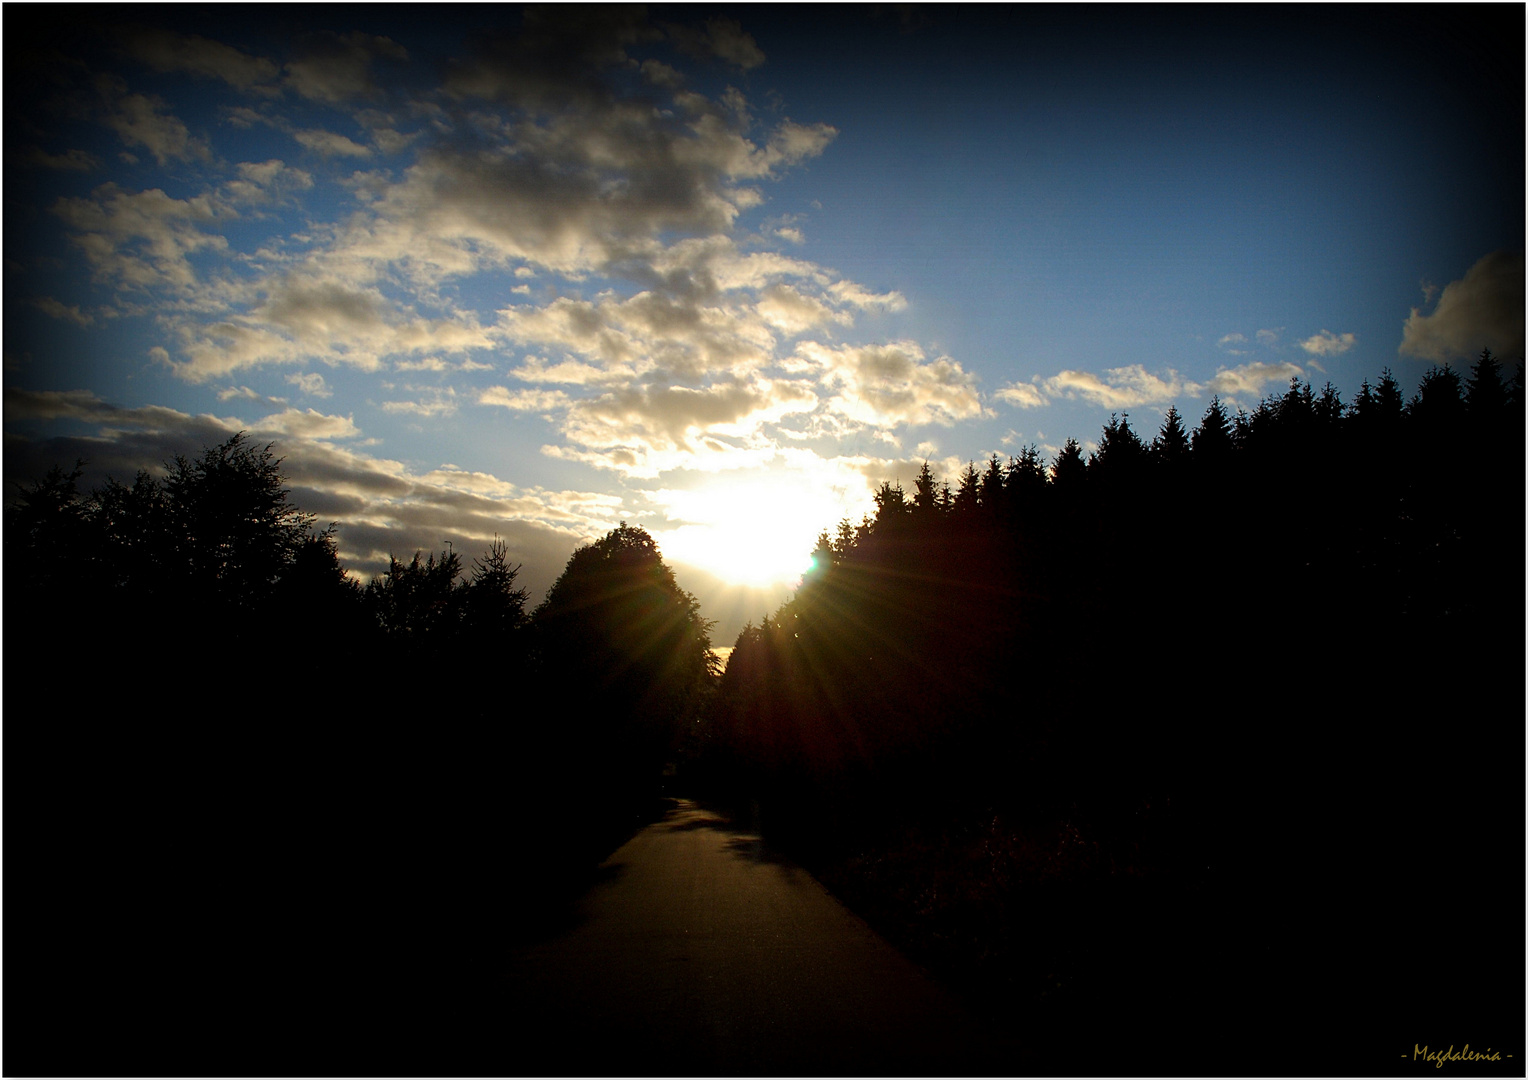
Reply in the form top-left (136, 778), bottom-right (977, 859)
top-left (504, 799), bottom-right (1004, 1076)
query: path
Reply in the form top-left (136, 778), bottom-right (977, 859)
top-left (504, 799), bottom-right (1003, 1075)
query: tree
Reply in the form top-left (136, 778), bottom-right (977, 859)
top-left (1408, 365), bottom-right (1465, 437)
top-left (1152, 406), bottom-right (1190, 466)
top-left (1090, 413), bottom-right (1145, 482)
top-left (534, 524), bottom-right (717, 772)
top-left (1465, 347), bottom-right (1508, 421)
top-left (953, 461), bottom-right (982, 516)
top-left (1005, 445), bottom-right (1047, 504)
top-left (1191, 397), bottom-right (1234, 460)
top-left (1051, 438), bottom-right (1087, 488)
top-left (161, 433), bottom-right (316, 613)
top-left (1315, 382), bottom-right (1344, 428)
top-left (912, 461), bottom-right (939, 517)
top-left (462, 536), bottom-right (530, 641)
top-left (366, 548), bottom-right (465, 641)
top-left (980, 454), bottom-right (1006, 516)
top-left (873, 480), bottom-right (911, 524)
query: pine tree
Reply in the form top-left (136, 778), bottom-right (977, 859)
top-left (1051, 438), bottom-right (1087, 487)
top-left (1465, 347), bottom-right (1508, 420)
top-left (1152, 405), bottom-right (1190, 465)
top-left (1192, 397), bottom-right (1234, 459)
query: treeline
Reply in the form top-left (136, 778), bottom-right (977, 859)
top-left (5, 438), bottom-right (715, 1074)
top-left (692, 350), bottom-right (1525, 1065)
top-left (702, 352), bottom-right (1523, 814)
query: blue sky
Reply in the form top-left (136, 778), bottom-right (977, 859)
top-left (6, 5), bottom-right (1522, 642)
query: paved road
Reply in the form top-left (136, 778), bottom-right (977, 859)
top-left (504, 799), bottom-right (1003, 1076)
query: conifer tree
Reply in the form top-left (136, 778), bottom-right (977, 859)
top-left (1191, 397), bottom-right (1234, 459)
top-left (1465, 347), bottom-right (1508, 420)
top-left (1051, 438), bottom-right (1087, 487)
top-left (1152, 405), bottom-right (1190, 465)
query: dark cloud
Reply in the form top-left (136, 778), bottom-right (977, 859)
top-left (284, 31), bottom-right (409, 105)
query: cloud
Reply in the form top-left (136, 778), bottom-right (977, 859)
top-left (1299, 329), bottom-right (1356, 356)
top-left (21, 147), bottom-right (100, 171)
top-left (561, 378), bottom-right (819, 471)
top-left (1204, 360), bottom-right (1303, 399)
top-left (105, 92), bottom-right (212, 166)
top-left (795, 342), bottom-right (985, 428)
top-left (25, 14), bottom-right (1000, 498)
top-left (994, 381), bottom-right (1047, 408)
top-left (284, 31), bottom-right (408, 104)
top-left (293, 129), bottom-right (372, 158)
top-left (52, 183), bottom-right (229, 292)
top-left (999, 358), bottom-right (1305, 412)
top-left (165, 275), bottom-right (497, 381)
top-left (124, 29), bottom-right (281, 91)
top-left (26, 297), bottom-right (94, 325)
top-left (3, 387), bottom-right (619, 603)
top-left (1400, 251), bottom-right (1525, 363)
top-left (380, 388), bottom-right (459, 418)
top-left (480, 387), bottom-right (571, 412)
top-left (756, 284), bottom-right (852, 336)
top-left (668, 17), bottom-right (767, 70)
top-left (1039, 364), bottom-right (1195, 410)
top-left (286, 372), bottom-right (332, 397)
top-left (224, 159), bottom-right (313, 204)
top-left (253, 408), bottom-right (361, 440)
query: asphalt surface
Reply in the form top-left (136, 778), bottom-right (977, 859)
top-left (505, 799), bottom-right (1004, 1076)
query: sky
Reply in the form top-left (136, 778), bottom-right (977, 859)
top-left (5, 4), bottom-right (1523, 646)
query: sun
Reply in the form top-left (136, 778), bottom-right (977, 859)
top-left (655, 471), bottom-right (864, 589)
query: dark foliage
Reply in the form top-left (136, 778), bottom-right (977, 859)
top-left (4, 438), bottom-right (711, 1074)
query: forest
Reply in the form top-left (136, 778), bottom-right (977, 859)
top-left (6, 349), bottom-right (1524, 1074)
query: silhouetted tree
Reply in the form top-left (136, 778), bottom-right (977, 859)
top-left (1090, 413), bottom-right (1145, 480)
top-left (1152, 406), bottom-right (1190, 466)
top-left (534, 523), bottom-right (717, 778)
top-left (912, 461), bottom-right (939, 517)
top-left (461, 536), bottom-right (531, 642)
top-left (1051, 438), bottom-right (1087, 488)
top-left (953, 462), bottom-right (982, 516)
top-left (1465, 347), bottom-right (1509, 421)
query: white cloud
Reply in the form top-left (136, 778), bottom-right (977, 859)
top-left (994, 381), bottom-right (1047, 408)
top-left (1205, 360), bottom-right (1303, 399)
top-left (1039, 364), bottom-right (1195, 410)
top-left (105, 92), bottom-right (212, 166)
top-left (52, 183), bottom-right (230, 292)
top-left (480, 387), bottom-right (571, 412)
top-left (380, 388), bottom-right (459, 418)
top-left (254, 408), bottom-right (361, 440)
top-left (294, 129), bottom-right (372, 158)
top-left (286, 372), bottom-right (332, 398)
top-left (795, 341), bottom-right (985, 428)
top-left (1299, 329), bottom-right (1356, 356)
top-left (1400, 251), bottom-right (1525, 363)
